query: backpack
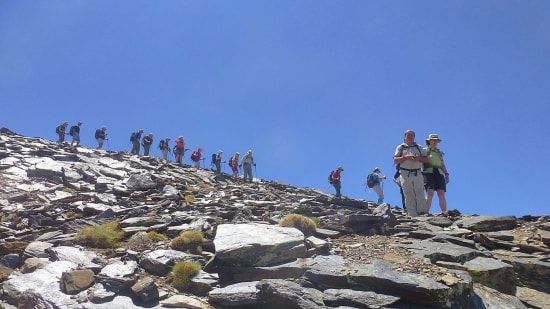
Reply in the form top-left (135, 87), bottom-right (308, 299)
top-left (158, 140), bottom-right (166, 150)
top-left (94, 129), bottom-right (101, 139)
top-left (228, 156), bottom-right (234, 167)
top-left (328, 171), bottom-right (334, 184)
top-left (366, 173), bottom-right (375, 188)
top-left (69, 126), bottom-right (76, 136)
top-left (55, 126), bottom-right (61, 134)
top-left (191, 151), bottom-right (199, 162)
top-left (130, 132), bottom-right (137, 142)
top-left (211, 153), bottom-right (217, 165)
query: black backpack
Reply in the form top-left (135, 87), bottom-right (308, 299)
top-left (130, 132), bottom-right (137, 142)
top-left (328, 171), bottom-right (334, 184)
top-left (158, 140), bottom-right (166, 150)
top-left (211, 153), bottom-right (217, 165)
top-left (55, 126), bottom-right (61, 134)
top-left (69, 126), bottom-right (76, 136)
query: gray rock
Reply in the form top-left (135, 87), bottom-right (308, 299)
top-left (456, 215), bottom-right (518, 232)
top-left (60, 269), bottom-right (95, 294)
top-left (404, 239), bottom-right (488, 263)
top-left (140, 249), bottom-right (202, 276)
top-left (323, 288), bottom-right (401, 308)
top-left (471, 283), bottom-right (527, 309)
top-left (23, 241), bottom-right (53, 258)
top-left (208, 281), bottom-right (262, 307)
top-left (214, 223), bottom-right (306, 267)
top-left (131, 277), bottom-right (159, 302)
top-left (463, 256), bottom-right (516, 294)
top-left (99, 259), bottom-right (138, 278)
top-left (126, 173), bottom-right (157, 190)
top-left (256, 279), bottom-right (327, 309)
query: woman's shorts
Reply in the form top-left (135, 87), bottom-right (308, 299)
top-left (424, 172), bottom-right (446, 191)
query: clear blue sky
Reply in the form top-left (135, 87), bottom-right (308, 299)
top-left (2, 1), bottom-right (549, 217)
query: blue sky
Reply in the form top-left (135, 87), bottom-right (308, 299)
top-left (2, 1), bottom-right (549, 217)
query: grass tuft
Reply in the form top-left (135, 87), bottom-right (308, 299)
top-left (279, 214), bottom-right (317, 236)
top-left (170, 230), bottom-right (204, 253)
top-left (172, 261), bottom-right (201, 290)
top-left (76, 221), bottom-right (124, 248)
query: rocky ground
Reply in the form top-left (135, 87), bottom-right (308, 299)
top-left (0, 128), bottom-right (549, 309)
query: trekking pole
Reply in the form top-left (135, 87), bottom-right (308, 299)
top-left (254, 164), bottom-right (257, 180)
top-left (106, 139), bottom-right (110, 151)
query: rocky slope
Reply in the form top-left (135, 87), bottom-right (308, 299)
top-left (0, 128), bottom-right (549, 309)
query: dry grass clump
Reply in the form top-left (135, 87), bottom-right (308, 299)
top-left (279, 214), bottom-right (317, 236)
top-left (77, 221), bottom-right (124, 248)
top-left (172, 261), bottom-right (201, 290)
top-left (170, 230), bottom-right (204, 253)
top-left (146, 231), bottom-right (167, 242)
top-left (184, 195), bottom-right (196, 203)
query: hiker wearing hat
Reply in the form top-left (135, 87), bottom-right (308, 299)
top-left (331, 166), bottom-right (344, 199)
top-left (423, 133), bottom-right (450, 214)
top-left (240, 150), bottom-right (255, 182)
top-left (95, 127), bottom-right (107, 149)
top-left (130, 129), bottom-right (144, 155)
top-left (69, 122), bottom-right (82, 147)
top-left (56, 121), bottom-right (69, 144)
top-left (370, 167), bottom-right (386, 204)
top-left (394, 130), bottom-right (428, 216)
top-left (142, 133), bottom-right (154, 156)
top-left (159, 138), bottom-right (171, 161)
top-left (190, 147), bottom-right (202, 168)
top-left (174, 136), bottom-right (185, 164)
top-left (228, 152), bottom-right (240, 180)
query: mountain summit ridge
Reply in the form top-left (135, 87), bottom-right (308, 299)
top-left (0, 128), bottom-right (549, 308)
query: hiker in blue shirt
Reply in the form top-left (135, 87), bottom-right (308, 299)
top-left (130, 129), bottom-right (144, 155)
top-left (370, 167), bottom-right (386, 204)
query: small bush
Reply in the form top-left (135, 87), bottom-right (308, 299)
top-left (146, 231), bottom-right (167, 242)
top-left (77, 221), bottom-right (124, 248)
top-left (279, 214), bottom-right (317, 236)
top-left (170, 230), bottom-right (204, 253)
top-left (184, 195), bottom-right (196, 203)
top-left (172, 261), bottom-right (201, 290)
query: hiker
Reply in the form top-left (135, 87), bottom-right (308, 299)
top-left (331, 166), bottom-right (344, 199)
top-left (394, 130), bottom-right (428, 216)
top-left (228, 152), bottom-right (240, 180)
top-left (130, 129), bottom-right (144, 155)
top-left (95, 127), bottom-right (107, 149)
top-left (370, 167), bottom-right (386, 204)
top-left (174, 136), bottom-right (185, 164)
top-left (240, 150), bottom-right (255, 182)
top-left (392, 167), bottom-right (406, 210)
top-left (214, 150), bottom-right (223, 174)
top-left (423, 133), bottom-right (450, 214)
top-left (55, 121), bottom-right (69, 143)
top-left (191, 148), bottom-right (203, 168)
top-left (159, 138), bottom-right (171, 161)
top-left (142, 133), bottom-right (154, 156)
top-left (69, 122), bottom-right (82, 147)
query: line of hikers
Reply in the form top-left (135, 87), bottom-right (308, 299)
top-left (329, 130), bottom-right (450, 217)
top-left (54, 122), bottom-right (258, 182)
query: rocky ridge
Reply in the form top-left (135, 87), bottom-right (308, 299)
top-left (0, 128), bottom-right (549, 308)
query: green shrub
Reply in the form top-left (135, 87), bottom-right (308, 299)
top-left (172, 261), bottom-right (201, 290)
top-left (77, 221), bottom-right (124, 248)
top-left (279, 214), bottom-right (317, 236)
top-left (146, 231), bottom-right (167, 242)
top-left (170, 230), bottom-right (204, 253)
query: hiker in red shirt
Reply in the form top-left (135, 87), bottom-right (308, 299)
top-left (191, 148), bottom-right (203, 168)
top-left (228, 152), bottom-right (240, 180)
top-left (174, 136), bottom-right (185, 164)
top-left (331, 166), bottom-right (344, 199)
